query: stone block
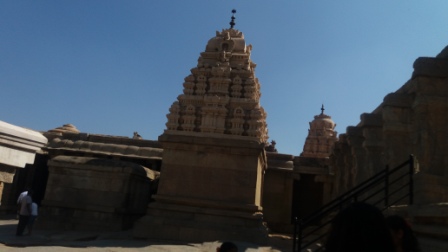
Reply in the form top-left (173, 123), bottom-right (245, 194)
top-left (359, 113), bottom-right (382, 127)
top-left (135, 133), bottom-right (267, 243)
top-left (414, 173), bottom-right (448, 204)
top-left (0, 165), bottom-right (15, 183)
top-left (383, 93), bottom-right (413, 108)
top-left (40, 156), bottom-right (152, 231)
top-left (412, 57), bottom-right (448, 79)
top-left (134, 202), bottom-right (268, 243)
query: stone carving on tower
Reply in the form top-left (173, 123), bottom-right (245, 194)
top-left (164, 25), bottom-right (268, 142)
top-left (301, 105), bottom-right (338, 158)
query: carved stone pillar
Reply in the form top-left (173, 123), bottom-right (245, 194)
top-left (382, 93), bottom-right (413, 168)
top-left (346, 126), bottom-right (366, 185)
top-left (330, 134), bottom-right (353, 198)
top-left (360, 113), bottom-right (384, 177)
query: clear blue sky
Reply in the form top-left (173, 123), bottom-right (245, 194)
top-left (1, 1), bottom-right (447, 155)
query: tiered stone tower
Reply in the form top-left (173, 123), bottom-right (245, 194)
top-left (301, 105), bottom-right (338, 158)
top-left (134, 12), bottom-right (269, 243)
top-left (164, 31), bottom-right (268, 140)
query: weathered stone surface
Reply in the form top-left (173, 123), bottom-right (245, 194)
top-left (412, 57), bottom-right (448, 79)
top-left (0, 165), bottom-right (16, 183)
top-left (134, 131), bottom-right (268, 243)
top-left (263, 152), bottom-right (294, 233)
top-left (330, 134), bottom-right (355, 198)
top-left (155, 134), bottom-right (265, 206)
top-left (0, 120), bottom-right (47, 169)
top-left (45, 136), bottom-right (162, 160)
top-left (40, 156), bottom-right (156, 231)
top-left (262, 163), bottom-right (293, 233)
top-left (134, 202), bottom-right (268, 243)
top-left (331, 47), bottom-right (448, 207)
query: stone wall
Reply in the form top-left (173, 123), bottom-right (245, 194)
top-left (133, 132), bottom-right (268, 243)
top-left (39, 156), bottom-right (156, 231)
top-left (331, 47), bottom-right (448, 205)
top-left (0, 120), bottom-right (47, 212)
top-left (263, 152), bottom-right (294, 233)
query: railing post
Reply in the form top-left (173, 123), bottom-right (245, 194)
top-left (384, 165), bottom-right (389, 207)
top-left (297, 219), bottom-right (303, 252)
top-left (293, 217), bottom-right (297, 252)
top-left (409, 155), bottom-right (414, 205)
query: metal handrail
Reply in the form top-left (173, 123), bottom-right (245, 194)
top-left (293, 155), bottom-right (415, 252)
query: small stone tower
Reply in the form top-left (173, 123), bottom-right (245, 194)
top-left (301, 105), bottom-right (338, 158)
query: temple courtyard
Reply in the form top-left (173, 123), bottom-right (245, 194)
top-left (0, 215), bottom-right (292, 252)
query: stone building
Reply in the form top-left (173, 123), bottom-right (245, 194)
top-left (133, 21), bottom-right (270, 242)
top-left (0, 123), bottom-right (163, 231)
top-left (329, 46), bottom-right (448, 250)
top-left (0, 121), bottom-right (47, 213)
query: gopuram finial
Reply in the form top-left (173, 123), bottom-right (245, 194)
top-left (229, 9), bottom-right (236, 29)
top-left (321, 104), bottom-right (325, 115)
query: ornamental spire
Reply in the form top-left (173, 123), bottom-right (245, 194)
top-left (229, 9), bottom-right (236, 29)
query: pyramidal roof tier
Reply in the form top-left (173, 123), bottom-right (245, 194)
top-left (164, 27), bottom-right (268, 142)
top-left (301, 106), bottom-right (338, 158)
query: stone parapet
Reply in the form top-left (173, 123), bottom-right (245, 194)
top-left (44, 131), bottom-right (161, 148)
top-left (412, 57), bottom-right (448, 79)
top-left (45, 137), bottom-right (163, 160)
top-left (158, 131), bottom-right (264, 150)
top-left (383, 93), bottom-right (413, 108)
top-left (359, 113), bottom-right (382, 128)
top-left (0, 120), bottom-right (47, 168)
top-left (266, 152), bottom-right (294, 170)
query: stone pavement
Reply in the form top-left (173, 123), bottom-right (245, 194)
top-left (0, 215), bottom-right (292, 251)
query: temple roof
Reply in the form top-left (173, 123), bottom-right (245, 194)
top-left (46, 137), bottom-right (162, 160)
top-left (163, 21), bottom-right (268, 142)
top-left (310, 105), bottom-right (336, 130)
top-left (48, 124), bottom-right (80, 134)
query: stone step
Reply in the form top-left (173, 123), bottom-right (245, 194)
top-left (383, 204), bottom-right (410, 217)
top-left (410, 203), bottom-right (448, 226)
top-left (413, 224), bottom-right (448, 240)
top-left (302, 241), bottom-right (324, 252)
top-left (418, 236), bottom-right (448, 252)
top-left (298, 226), bottom-right (328, 252)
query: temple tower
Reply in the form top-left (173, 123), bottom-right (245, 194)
top-left (134, 11), bottom-right (269, 243)
top-left (292, 106), bottom-right (338, 220)
top-left (301, 105), bottom-right (338, 158)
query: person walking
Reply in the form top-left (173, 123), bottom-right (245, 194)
top-left (16, 190), bottom-right (33, 236)
top-left (16, 189), bottom-right (28, 219)
top-left (27, 201), bottom-right (38, 235)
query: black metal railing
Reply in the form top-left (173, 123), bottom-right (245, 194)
top-left (292, 155), bottom-right (415, 252)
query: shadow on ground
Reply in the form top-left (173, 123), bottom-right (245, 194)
top-left (0, 215), bottom-right (291, 251)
